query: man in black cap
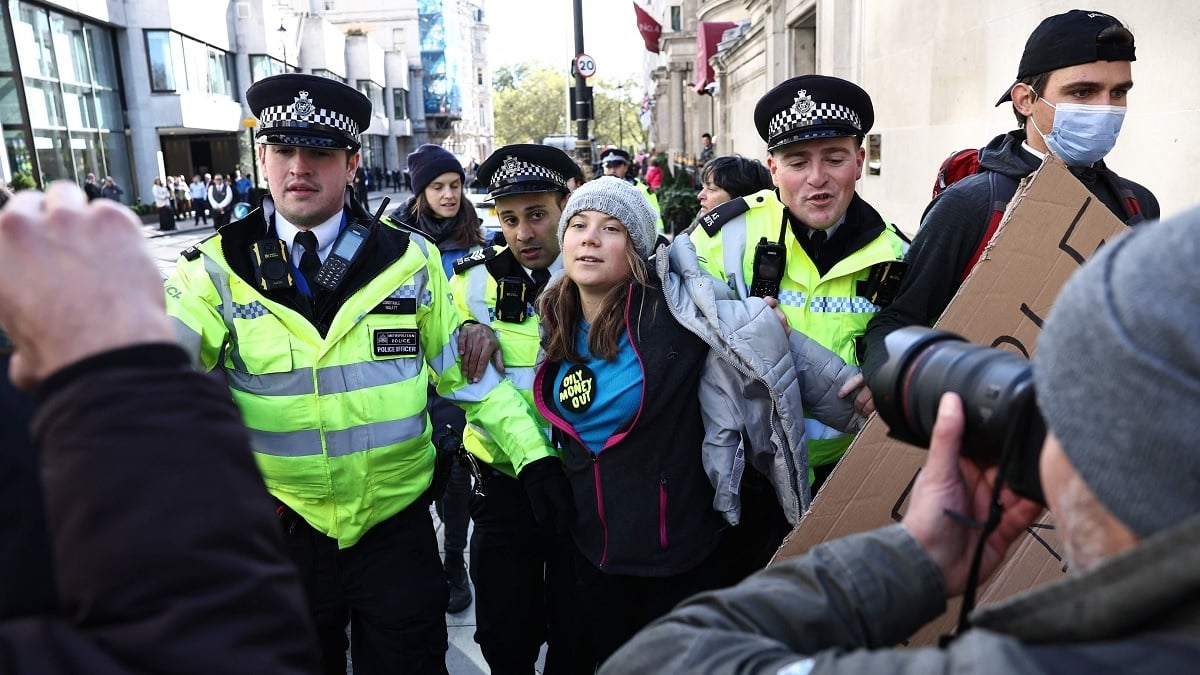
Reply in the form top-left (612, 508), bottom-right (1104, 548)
top-left (690, 74), bottom-right (903, 500)
top-left (447, 143), bottom-right (584, 673)
top-left (163, 73), bottom-right (557, 675)
top-left (863, 9), bottom-right (1159, 380)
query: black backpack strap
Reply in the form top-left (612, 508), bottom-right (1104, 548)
top-left (958, 171), bottom-right (1019, 283)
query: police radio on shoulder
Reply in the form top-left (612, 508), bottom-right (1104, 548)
top-left (315, 197), bottom-right (390, 290)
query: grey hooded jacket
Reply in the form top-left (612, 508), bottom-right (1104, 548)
top-left (658, 235), bottom-right (864, 526)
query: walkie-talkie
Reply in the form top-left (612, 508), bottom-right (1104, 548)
top-left (315, 197), bottom-right (390, 291)
top-left (749, 236), bottom-right (786, 298)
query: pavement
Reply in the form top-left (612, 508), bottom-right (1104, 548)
top-left (144, 187), bottom-right (545, 673)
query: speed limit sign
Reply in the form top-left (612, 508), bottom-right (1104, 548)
top-left (575, 53), bottom-right (597, 78)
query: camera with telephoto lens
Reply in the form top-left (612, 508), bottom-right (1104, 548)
top-left (869, 327), bottom-right (1046, 504)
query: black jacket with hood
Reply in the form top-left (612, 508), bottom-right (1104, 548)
top-left (862, 129), bottom-right (1159, 378)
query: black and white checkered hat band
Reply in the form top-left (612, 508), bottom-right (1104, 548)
top-left (768, 102), bottom-right (862, 142)
top-left (490, 157), bottom-right (567, 192)
top-left (257, 104), bottom-right (361, 142)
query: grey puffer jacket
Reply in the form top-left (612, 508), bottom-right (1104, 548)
top-left (658, 235), bottom-right (864, 526)
top-left (602, 517), bottom-right (1200, 674)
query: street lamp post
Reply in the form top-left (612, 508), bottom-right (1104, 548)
top-left (278, 23), bottom-right (288, 73)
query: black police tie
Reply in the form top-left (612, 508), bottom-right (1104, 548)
top-left (295, 230), bottom-right (321, 289)
top-left (809, 229), bottom-right (827, 268)
top-left (531, 267), bottom-right (551, 287)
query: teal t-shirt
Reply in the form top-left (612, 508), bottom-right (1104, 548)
top-left (551, 320), bottom-right (642, 454)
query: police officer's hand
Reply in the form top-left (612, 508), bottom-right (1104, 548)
top-left (0, 181), bottom-right (173, 390)
top-left (763, 296), bottom-right (792, 337)
top-left (519, 456), bottom-right (573, 539)
top-left (903, 394), bottom-right (1043, 598)
top-left (458, 322), bottom-right (503, 383)
top-left (838, 372), bottom-right (875, 417)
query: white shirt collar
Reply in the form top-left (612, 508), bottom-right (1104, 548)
top-left (1021, 141), bottom-right (1048, 161)
top-left (275, 209), bottom-right (345, 263)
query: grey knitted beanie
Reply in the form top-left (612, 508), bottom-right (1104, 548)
top-left (1034, 205), bottom-right (1200, 538)
top-left (557, 176), bottom-right (658, 258)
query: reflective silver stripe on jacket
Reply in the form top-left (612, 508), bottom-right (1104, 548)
top-left (227, 358), bottom-right (425, 397)
top-left (465, 266), bottom-right (494, 326)
top-left (249, 411), bottom-right (428, 457)
top-left (504, 365), bottom-right (536, 392)
top-left (722, 214), bottom-right (750, 299)
top-left (203, 257), bottom-right (249, 372)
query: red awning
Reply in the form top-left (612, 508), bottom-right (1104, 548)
top-left (695, 21), bottom-right (737, 93)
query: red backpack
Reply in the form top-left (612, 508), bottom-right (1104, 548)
top-left (926, 148), bottom-right (1144, 282)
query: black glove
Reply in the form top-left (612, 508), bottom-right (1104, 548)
top-left (519, 456), bottom-right (573, 538)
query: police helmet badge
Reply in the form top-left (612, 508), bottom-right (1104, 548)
top-left (292, 90), bottom-right (315, 120)
top-left (792, 89), bottom-right (815, 120)
top-left (500, 155), bottom-right (522, 178)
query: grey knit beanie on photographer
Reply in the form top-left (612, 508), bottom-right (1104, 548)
top-left (1034, 204), bottom-right (1200, 539)
top-left (557, 176), bottom-right (658, 258)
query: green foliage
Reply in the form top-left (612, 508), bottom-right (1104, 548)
top-left (131, 203), bottom-right (157, 216)
top-left (656, 165), bottom-right (700, 235)
top-left (492, 62), bottom-right (647, 152)
top-left (9, 172), bottom-right (36, 191)
top-left (493, 63), bottom-right (570, 146)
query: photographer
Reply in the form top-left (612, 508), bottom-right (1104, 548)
top-left (601, 205), bottom-right (1200, 673)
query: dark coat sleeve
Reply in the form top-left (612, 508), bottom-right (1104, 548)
top-left (0, 351), bottom-right (320, 674)
top-left (861, 180), bottom-right (992, 379)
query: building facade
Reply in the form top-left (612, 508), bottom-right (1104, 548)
top-left (645, 0), bottom-right (1200, 231)
top-left (0, 0), bottom-right (492, 204)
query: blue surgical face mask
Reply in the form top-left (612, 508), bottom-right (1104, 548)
top-left (1026, 86), bottom-right (1126, 166)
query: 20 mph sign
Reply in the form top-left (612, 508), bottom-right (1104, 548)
top-left (575, 53), bottom-right (597, 78)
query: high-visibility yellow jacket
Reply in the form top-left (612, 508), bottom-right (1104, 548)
top-left (449, 245), bottom-right (559, 478)
top-left (691, 189), bottom-right (907, 469)
top-left (164, 206), bottom-right (554, 548)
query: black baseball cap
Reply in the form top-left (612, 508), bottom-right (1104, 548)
top-left (476, 144), bottom-right (575, 200)
top-left (753, 75), bottom-right (873, 152)
top-left (247, 73), bottom-right (373, 151)
top-left (996, 10), bottom-right (1135, 105)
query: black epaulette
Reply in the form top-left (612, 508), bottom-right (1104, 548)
top-left (452, 245), bottom-right (501, 274)
top-left (696, 190), bottom-right (773, 237)
top-left (180, 232), bottom-right (221, 261)
top-left (383, 215), bottom-right (436, 245)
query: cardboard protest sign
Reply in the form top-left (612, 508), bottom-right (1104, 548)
top-left (772, 155), bottom-right (1132, 645)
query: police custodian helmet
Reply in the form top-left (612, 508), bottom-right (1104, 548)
top-left (246, 73), bottom-right (372, 152)
top-left (476, 144), bottom-right (577, 200)
top-left (753, 74), bottom-right (874, 152)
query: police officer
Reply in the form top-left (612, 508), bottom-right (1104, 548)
top-left (163, 73), bottom-right (560, 675)
top-left (449, 144), bottom-right (587, 674)
top-left (600, 147), bottom-right (663, 232)
top-left (690, 75), bottom-right (906, 497)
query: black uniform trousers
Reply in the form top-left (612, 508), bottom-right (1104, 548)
top-left (281, 500), bottom-right (449, 675)
top-left (469, 473), bottom-right (590, 674)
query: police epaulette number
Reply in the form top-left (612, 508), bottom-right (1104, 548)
top-left (180, 232), bottom-right (221, 261)
top-left (697, 190), bottom-right (769, 237)
top-left (452, 246), bottom-right (499, 274)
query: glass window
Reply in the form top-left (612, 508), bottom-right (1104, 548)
top-left (51, 14), bottom-right (89, 85)
top-left (16, 4), bottom-right (56, 80)
top-left (95, 89), bottom-right (125, 130)
top-left (62, 83), bottom-right (96, 129)
top-left (209, 48), bottom-right (231, 96)
top-left (250, 54), bottom-right (285, 83)
top-left (313, 68), bottom-right (346, 83)
top-left (86, 25), bottom-right (119, 89)
top-left (357, 80), bottom-right (384, 115)
top-left (393, 88), bottom-right (409, 120)
top-left (5, 128), bottom-right (33, 178)
top-left (24, 79), bottom-right (64, 127)
top-left (0, 14), bottom-right (12, 71)
top-left (670, 6), bottom-right (682, 31)
top-left (33, 129), bottom-right (71, 183)
top-left (146, 30), bottom-right (175, 91)
top-left (0, 77), bottom-right (24, 125)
